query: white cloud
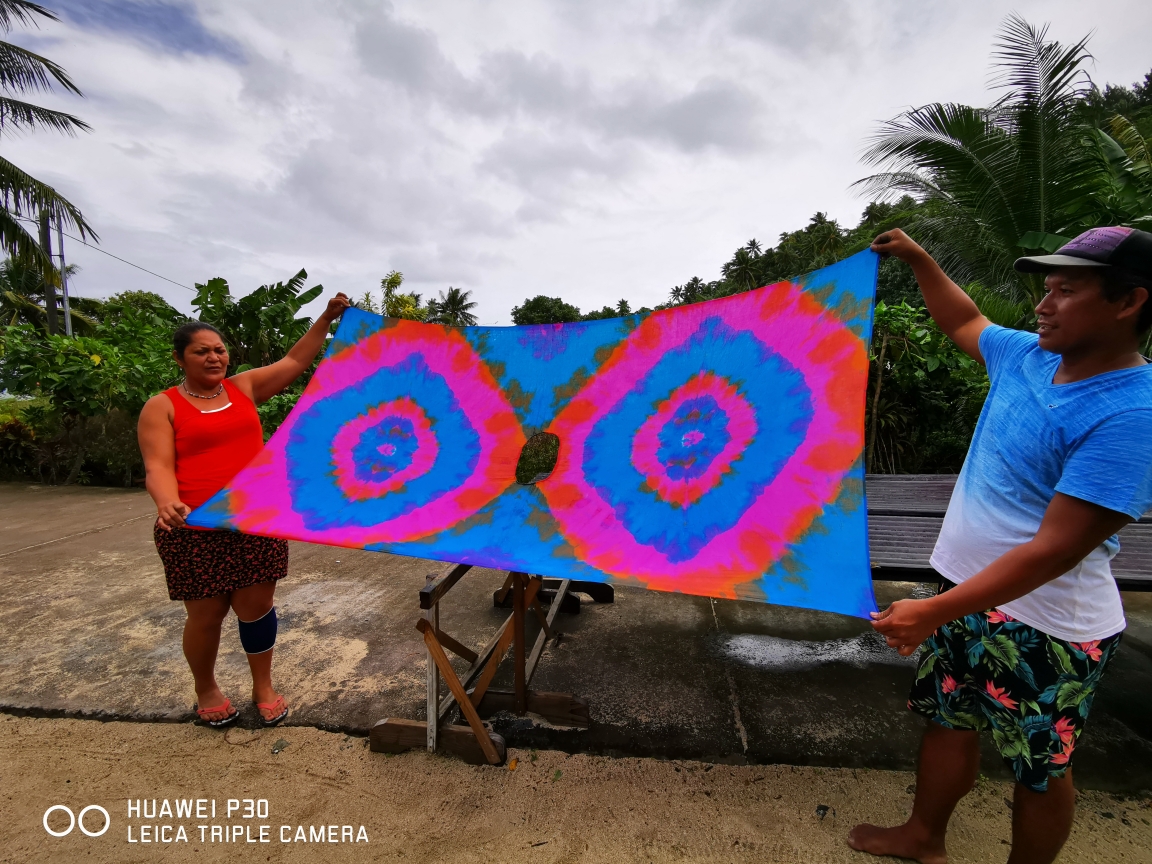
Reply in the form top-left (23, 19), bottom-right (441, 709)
top-left (8, 0), bottom-right (1152, 323)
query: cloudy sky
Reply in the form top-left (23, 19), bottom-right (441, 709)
top-left (11, 0), bottom-right (1152, 323)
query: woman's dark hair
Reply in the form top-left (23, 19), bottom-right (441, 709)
top-left (173, 321), bottom-right (225, 358)
top-left (1100, 267), bottom-right (1152, 334)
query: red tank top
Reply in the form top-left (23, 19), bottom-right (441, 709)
top-left (166, 378), bottom-right (265, 510)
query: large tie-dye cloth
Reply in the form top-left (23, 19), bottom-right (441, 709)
top-left (188, 250), bottom-right (879, 618)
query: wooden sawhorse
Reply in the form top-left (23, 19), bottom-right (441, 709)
top-left (369, 565), bottom-right (606, 764)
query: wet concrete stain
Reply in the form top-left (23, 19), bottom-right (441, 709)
top-left (723, 631), bottom-right (918, 671)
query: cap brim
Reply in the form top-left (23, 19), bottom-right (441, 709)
top-left (1014, 254), bottom-right (1111, 273)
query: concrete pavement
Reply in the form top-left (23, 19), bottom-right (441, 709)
top-left (2, 482), bottom-right (1150, 791)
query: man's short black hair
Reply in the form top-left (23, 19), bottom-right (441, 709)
top-left (1100, 267), bottom-right (1152, 334)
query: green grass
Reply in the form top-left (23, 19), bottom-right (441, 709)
top-left (515, 432), bottom-right (560, 485)
top-left (0, 396), bottom-right (42, 424)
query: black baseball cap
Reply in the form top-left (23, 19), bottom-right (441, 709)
top-left (1014, 227), bottom-right (1152, 282)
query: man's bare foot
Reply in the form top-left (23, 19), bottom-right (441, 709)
top-left (848, 823), bottom-right (947, 864)
top-left (194, 684), bottom-right (232, 722)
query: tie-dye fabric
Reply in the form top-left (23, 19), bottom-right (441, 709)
top-left (188, 251), bottom-right (880, 618)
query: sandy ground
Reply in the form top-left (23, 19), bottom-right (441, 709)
top-left (5, 483), bottom-right (1152, 792)
top-left (2, 716), bottom-right (1150, 864)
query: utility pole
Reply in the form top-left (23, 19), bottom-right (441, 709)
top-left (39, 211), bottom-right (59, 335)
top-left (56, 220), bottom-right (72, 336)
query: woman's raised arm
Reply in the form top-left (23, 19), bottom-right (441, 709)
top-left (231, 293), bottom-right (350, 405)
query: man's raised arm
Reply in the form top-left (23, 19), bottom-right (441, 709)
top-left (871, 229), bottom-right (992, 363)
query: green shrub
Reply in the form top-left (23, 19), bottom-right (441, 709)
top-left (258, 387), bottom-right (305, 440)
top-left (866, 303), bottom-right (990, 473)
top-left (0, 416), bottom-right (35, 479)
top-left (0, 305), bottom-right (179, 484)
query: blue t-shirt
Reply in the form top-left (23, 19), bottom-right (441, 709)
top-left (931, 325), bottom-right (1152, 641)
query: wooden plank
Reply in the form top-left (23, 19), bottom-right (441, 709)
top-left (869, 507), bottom-right (947, 517)
top-left (564, 580), bottom-right (614, 603)
top-left (513, 572), bottom-right (527, 715)
top-left (419, 563), bottom-right (473, 610)
top-left (468, 614), bottom-right (518, 708)
top-left (466, 578), bottom-right (541, 711)
top-left (435, 629), bottom-right (479, 665)
top-left (530, 597), bottom-right (554, 640)
top-left (871, 566), bottom-right (941, 583)
top-left (1117, 576), bottom-right (1152, 592)
top-left (870, 564), bottom-right (1152, 592)
top-left (370, 717), bottom-right (424, 754)
top-left (497, 585), bottom-right (580, 614)
top-left (475, 689), bottom-right (591, 728)
top-left (526, 579), bottom-right (569, 685)
top-left (865, 472), bottom-right (1152, 584)
top-left (865, 473), bottom-right (1152, 523)
top-left (369, 719), bottom-right (506, 766)
top-left (425, 604), bottom-right (438, 752)
top-left (493, 572), bottom-right (514, 607)
top-left (868, 515), bottom-right (942, 569)
top-left (417, 619), bottom-right (502, 765)
top-left (436, 579), bottom-right (542, 720)
top-left (437, 617), bottom-right (511, 719)
top-left (868, 514), bottom-right (1152, 580)
top-left (1114, 524), bottom-right (1152, 577)
top-left (865, 474), bottom-right (956, 516)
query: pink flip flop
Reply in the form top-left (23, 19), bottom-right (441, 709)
top-left (256, 695), bottom-right (289, 728)
top-left (195, 698), bottom-right (239, 729)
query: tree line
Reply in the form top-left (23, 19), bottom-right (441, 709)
top-left (1, 13), bottom-right (1150, 484)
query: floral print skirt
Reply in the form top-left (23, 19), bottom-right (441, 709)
top-left (155, 524), bottom-right (288, 601)
top-left (908, 585), bottom-right (1122, 792)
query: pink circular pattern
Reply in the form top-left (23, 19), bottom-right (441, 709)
top-left (630, 372), bottom-right (757, 508)
top-left (217, 321), bottom-right (526, 546)
top-left (542, 280), bottom-right (867, 599)
top-left (329, 397), bottom-right (439, 501)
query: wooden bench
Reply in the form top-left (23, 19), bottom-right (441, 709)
top-left (867, 474), bottom-right (1152, 592)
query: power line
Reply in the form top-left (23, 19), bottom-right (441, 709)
top-left (59, 229), bottom-right (194, 292)
top-left (14, 214), bottom-right (194, 291)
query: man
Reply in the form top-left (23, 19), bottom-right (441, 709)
top-left (848, 226), bottom-right (1152, 864)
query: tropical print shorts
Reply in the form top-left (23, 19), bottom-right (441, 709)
top-left (908, 587), bottom-right (1122, 792)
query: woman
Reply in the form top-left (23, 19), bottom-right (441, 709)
top-left (138, 294), bottom-right (350, 728)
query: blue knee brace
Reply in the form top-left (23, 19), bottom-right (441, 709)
top-left (238, 607), bottom-right (277, 655)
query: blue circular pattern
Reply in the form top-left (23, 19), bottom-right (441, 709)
top-left (655, 395), bottom-right (731, 481)
top-left (286, 354), bottom-right (481, 530)
top-left (583, 317), bottom-right (813, 563)
top-left (353, 417), bottom-right (419, 482)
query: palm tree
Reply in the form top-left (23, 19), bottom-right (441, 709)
top-left (428, 286), bottom-right (478, 326)
top-left (767, 213), bottom-right (846, 280)
top-left (0, 251), bottom-right (41, 325)
top-left (671, 276), bottom-right (708, 305)
top-left (721, 247), bottom-right (759, 292)
top-left (856, 14), bottom-right (1103, 310)
top-left (0, 1), bottom-right (95, 262)
top-left (0, 253), bottom-right (89, 331)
